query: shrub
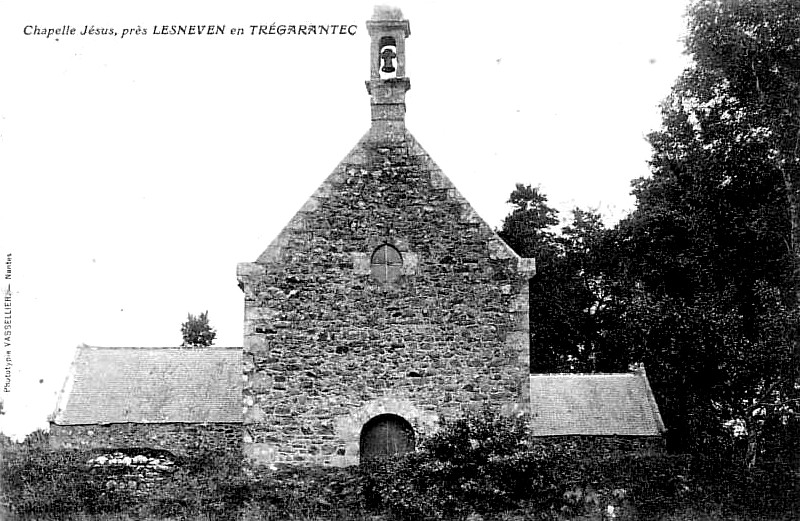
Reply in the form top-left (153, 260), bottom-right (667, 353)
top-left (361, 408), bottom-right (561, 519)
top-left (130, 448), bottom-right (248, 520)
top-left (0, 446), bottom-right (126, 519)
top-left (247, 464), bottom-right (367, 519)
top-left (360, 408), bottom-right (704, 520)
top-left (0, 444), bottom-right (371, 520)
top-left (0, 446), bottom-right (249, 520)
top-left (548, 449), bottom-right (692, 519)
top-left (3, 425), bottom-right (792, 520)
top-left (686, 455), bottom-right (800, 518)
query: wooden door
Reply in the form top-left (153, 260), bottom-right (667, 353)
top-left (359, 414), bottom-right (415, 461)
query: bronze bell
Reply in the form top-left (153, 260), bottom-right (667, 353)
top-left (380, 47), bottom-right (397, 73)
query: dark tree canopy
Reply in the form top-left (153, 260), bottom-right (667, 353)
top-left (498, 184), bottom-right (559, 263)
top-left (498, 0), bottom-right (800, 462)
top-left (499, 187), bottom-right (617, 373)
top-left (619, 0), bottom-right (799, 457)
top-left (181, 311), bottom-right (217, 348)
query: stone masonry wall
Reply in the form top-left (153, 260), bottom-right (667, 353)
top-left (49, 423), bottom-right (242, 458)
top-left (238, 131), bottom-right (533, 466)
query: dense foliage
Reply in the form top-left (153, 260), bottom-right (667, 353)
top-left (499, 188), bottom-right (619, 373)
top-left (0, 444), bottom-right (365, 520)
top-left (2, 409), bottom-right (796, 520)
top-left (360, 408), bottom-right (698, 520)
top-left (0, 423), bottom-right (656, 521)
top-left (180, 310), bottom-right (217, 347)
top-left (500, 0), bottom-right (800, 464)
top-left (618, 0), bottom-right (800, 459)
top-left (362, 409), bottom-right (558, 519)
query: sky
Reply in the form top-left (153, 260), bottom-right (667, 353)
top-left (0, 0), bottom-right (692, 439)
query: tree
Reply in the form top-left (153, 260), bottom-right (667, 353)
top-left (499, 185), bottom-right (562, 370)
top-left (496, 1), bottom-right (799, 463)
top-left (685, 0), bottom-right (800, 457)
top-left (499, 185), bottom-right (617, 372)
top-left (687, 2), bottom-right (800, 337)
top-left (498, 184), bottom-right (559, 262)
top-left (181, 311), bottom-right (217, 347)
top-left (601, 0), bottom-right (800, 458)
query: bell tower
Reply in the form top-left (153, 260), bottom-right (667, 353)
top-left (365, 6), bottom-right (411, 142)
top-left (237, 6), bottom-right (534, 467)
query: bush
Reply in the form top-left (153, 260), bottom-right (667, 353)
top-left (3, 422), bottom-right (792, 520)
top-left (685, 455), bottom-right (800, 519)
top-left (247, 465), bottom-right (367, 519)
top-left (0, 444), bottom-right (368, 520)
top-left (548, 449), bottom-right (692, 519)
top-left (0, 446), bottom-right (249, 520)
top-left (0, 446), bottom-right (126, 519)
top-left (126, 448), bottom-right (248, 520)
top-left (361, 408), bottom-right (561, 519)
top-left (359, 408), bottom-right (703, 520)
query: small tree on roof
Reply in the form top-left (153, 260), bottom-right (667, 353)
top-left (181, 311), bottom-right (217, 347)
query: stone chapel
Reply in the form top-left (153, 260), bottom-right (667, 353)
top-left (236, 6), bottom-right (535, 466)
top-left (50, 6), bottom-right (665, 465)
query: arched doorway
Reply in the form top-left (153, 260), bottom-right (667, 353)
top-left (359, 413), bottom-right (415, 461)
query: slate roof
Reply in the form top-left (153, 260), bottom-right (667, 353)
top-left (529, 369), bottom-right (665, 436)
top-left (52, 346), bottom-right (242, 425)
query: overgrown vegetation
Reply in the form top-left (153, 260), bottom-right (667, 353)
top-left (499, 0), bottom-right (800, 466)
top-left (358, 409), bottom-right (786, 520)
top-left (361, 410), bottom-right (557, 519)
top-left (2, 410), bottom-right (796, 520)
top-left (0, 438), bottom-right (368, 521)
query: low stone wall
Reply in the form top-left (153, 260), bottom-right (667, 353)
top-left (49, 422), bottom-right (242, 457)
top-left (86, 451), bottom-right (178, 496)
